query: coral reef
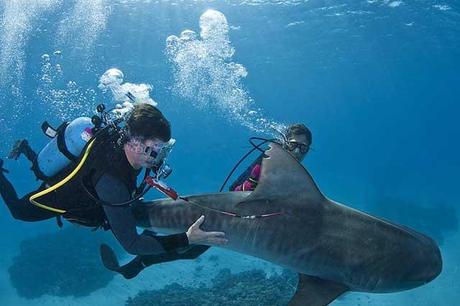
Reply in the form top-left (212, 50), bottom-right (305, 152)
top-left (8, 226), bottom-right (120, 298)
top-left (126, 268), bottom-right (297, 306)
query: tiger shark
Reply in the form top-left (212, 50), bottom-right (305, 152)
top-left (132, 143), bottom-right (442, 305)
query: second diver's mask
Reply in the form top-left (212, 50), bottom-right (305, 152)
top-left (286, 139), bottom-right (310, 155)
top-left (271, 126), bottom-right (310, 159)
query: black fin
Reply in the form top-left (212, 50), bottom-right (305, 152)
top-left (8, 139), bottom-right (28, 160)
top-left (288, 274), bottom-right (348, 306)
top-left (100, 244), bottom-right (144, 279)
top-left (100, 244), bottom-right (121, 271)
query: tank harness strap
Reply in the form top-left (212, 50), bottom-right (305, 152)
top-left (29, 138), bottom-right (96, 214)
top-left (31, 158), bottom-right (50, 182)
top-left (56, 122), bottom-right (79, 162)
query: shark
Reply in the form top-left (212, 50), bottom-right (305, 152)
top-left (132, 143), bottom-right (442, 306)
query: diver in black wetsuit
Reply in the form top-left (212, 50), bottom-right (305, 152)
top-left (0, 103), bottom-right (227, 267)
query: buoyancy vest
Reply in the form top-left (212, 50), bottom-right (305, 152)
top-left (32, 130), bottom-right (140, 229)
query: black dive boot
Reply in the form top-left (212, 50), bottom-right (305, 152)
top-left (100, 244), bottom-right (145, 279)
top-left (100, 244), bottom-right (210, 280)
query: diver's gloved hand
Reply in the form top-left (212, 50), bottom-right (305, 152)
top-left (0, 159), bottom-right (9, 174)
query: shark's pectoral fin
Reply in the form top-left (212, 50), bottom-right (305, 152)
top-left (288, 274), bottom-right (348, 306)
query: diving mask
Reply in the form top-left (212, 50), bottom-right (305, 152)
top-left (149, 138), bottom-right (176, 170)
top-left (128, 138), bottom-right (175, 165)
top-left (128, 139), bottom-right (164, 158)
top-left (286, 140), bottom-right (310, 154)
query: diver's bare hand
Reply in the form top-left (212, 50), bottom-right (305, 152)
top-left (186, 215), bottom-right (228, 246)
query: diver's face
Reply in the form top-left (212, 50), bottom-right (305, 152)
top-left (286, 134), bottom-right (310, 161)
top-left (126, 138), bottom-right (166, 169)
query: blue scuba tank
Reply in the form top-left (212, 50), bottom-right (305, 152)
top-left (36, 117), bottom-right (94, 179)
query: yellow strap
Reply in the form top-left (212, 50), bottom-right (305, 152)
top-left (29, 138), bottom-right (96, 213)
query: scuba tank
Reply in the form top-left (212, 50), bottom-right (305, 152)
top-left (34, 117), bottom-right (95, 180)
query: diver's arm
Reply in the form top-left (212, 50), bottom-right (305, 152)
top-left (95, 174), bottom-right (189, 256)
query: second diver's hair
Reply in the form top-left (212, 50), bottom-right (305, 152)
top-left (285, 123), bottom-right (312, 144)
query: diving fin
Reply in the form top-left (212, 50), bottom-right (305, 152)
top-left (8, 139), bottom-right (28, 160)
top-left (100, 244), bottom-right (121, 272)
top-left (100, 244), bottom-right (145, 280)
top-left (288, 274), bottom-right (348, 306)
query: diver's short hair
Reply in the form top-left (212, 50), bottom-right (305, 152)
top-left (286, 124), bottom-right (312, 144)
top-left (126, 103), bottom-right (171, 142)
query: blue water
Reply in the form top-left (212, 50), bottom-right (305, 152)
top-left (0, 1), bottom-right (459, 305)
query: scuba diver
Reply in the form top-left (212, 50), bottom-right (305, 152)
top-left (0, 103), bottom-right (227, 263)
top-left (96, 123), bottom-right (312, 280)
top-left (229, 123), bottom-right (312, 192)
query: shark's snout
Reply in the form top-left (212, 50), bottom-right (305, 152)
top-left (418, 242), bottom-right (442, 282)
top-left (402, 236), bottom-right (442, 288)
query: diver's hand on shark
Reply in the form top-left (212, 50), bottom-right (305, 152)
top-left (186, 215), bottom-right (228, 246)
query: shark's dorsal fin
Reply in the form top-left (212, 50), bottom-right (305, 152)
top-left (289, 274), bottom-right (348, 306)
top-left (238, 143), bottom-right (326, 206)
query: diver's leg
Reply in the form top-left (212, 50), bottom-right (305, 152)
top-left (100, 244), bottom-right (210, 279)
top-left (132, 245), bottom-right (210, 276)
top-left (0, 160), bottom-right (55, 221)
top-left (173, 245), bottom-right (210, 260)
top-left (22, 141), bottom-right (37, 162)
